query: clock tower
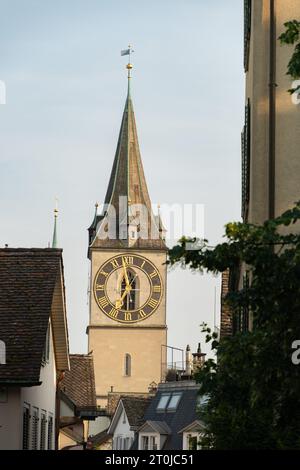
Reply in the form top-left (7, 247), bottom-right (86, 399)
top-left (87, 60), bottom-right (167, 408)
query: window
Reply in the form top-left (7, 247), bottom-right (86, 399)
top-left (157, 394), bottom-right (170, 411)
top-left (157, 392), bottom-right (182, 412)
top-left (244, 0), bottom-right (252, 71)
top-left (123, 411), bottom-right (126, 424)
top-left (22, 403), bottom-right (30, 450)
top-left (141, 435), bottom-right (149, 450)
top-left (121, 271), bottom-right (138, 310)
top-left (40, 411), bottom-right (46, 450)
top-left (31, 407), bottom-right (39, 450)
top-left (0, 340), bottom-right (6, 364)
top-left (124, 354), bottom-right (131, 377)
top-left (167, 392), bottom-right (182, 411)
top-left (42, 324), bottom-right (50, 364)
top-left (47, 414), bottom-right (53, 450)
top-left (141, 435), bottom-right (157, 450)
top-left (241, 100), bottom-right (251, 221)
top-left (188, 434), bottom-right (198, 450)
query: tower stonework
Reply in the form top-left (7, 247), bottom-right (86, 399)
top-left (87, 71), bottom-right (167, 408)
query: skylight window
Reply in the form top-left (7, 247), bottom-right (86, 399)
top-left (156, 392), bottom-right (183, 412)
top-left (156, 394), bottom-right (170, 411)
top-left (167, 393), bottom-right (182, 411)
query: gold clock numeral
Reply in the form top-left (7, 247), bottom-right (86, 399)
top-left (110, 259), bottom-right (120, 269)
top-left (141, 260), bottom-right (146, 269)
top-left (148, 298), bottom-right (158, 309)
top-left (125, 312), bottom-right (132, 321)
top-left (153, 285), bottom-right (161, 293)
top-left (149, 271), bottom-right (158, 279)
top-left (100, 270), bottom-right (108, 277)
top-left (96, 284), bottom-right (104, 291)
top-left (139, 309), bottom-right (147, 318)
top-left (98, 297), bottom-right (109, 309)
top-left (108, 307), bottom-right (119, 319)
top-left (123, 256), bottom-right (134, 266)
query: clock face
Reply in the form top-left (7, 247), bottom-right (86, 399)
top-left (93, 253), bottom-right (163, 323)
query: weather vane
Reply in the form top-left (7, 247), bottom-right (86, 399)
top-left (121, 44), bottom-right (134, 78)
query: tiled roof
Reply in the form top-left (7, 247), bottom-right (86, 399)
top-left (60, 354), bottom-right (96, 408)
top-left (0, 248), bottom-right (63, 385)
top-left (122, 396), bottom-right (152, 429)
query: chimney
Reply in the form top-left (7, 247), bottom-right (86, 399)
top-left (185, 345), bottom-right (193, 376)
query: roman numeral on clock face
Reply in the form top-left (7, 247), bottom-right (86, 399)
top-left (110, 259), bottom-right (120, 269)
top-left (148, 298), bottom-right (158, 309)
top-left (98, 297), bottom-right (109, 308)
top-left (125, 312), bottom-right (132, 321)
top-left (108, 308), bottom-right (119, 319)
top-left (149, 271), bottom-right (158, 279)
top-left (153, 285), bottom-right (161, 293)
top-left (139, 310), bottom-right (147, 318)
top-left (122, 256), bottom-right (133, 265)
top-left (96, 284), bottom-right (104, 291)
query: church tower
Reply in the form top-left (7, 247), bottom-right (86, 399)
top-left (87, 57), bottom-right (167, 408)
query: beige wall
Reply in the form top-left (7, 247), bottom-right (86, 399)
top-left (88, 248), bottom-right (167, 406)
top-left (246, 0), bottom-right (300, 225)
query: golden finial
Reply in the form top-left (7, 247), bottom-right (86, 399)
top-left (54, 197), bottom-right (58, 217)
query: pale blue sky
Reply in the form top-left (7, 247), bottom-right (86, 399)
top-left (0, 0), bottom-right (244, 357)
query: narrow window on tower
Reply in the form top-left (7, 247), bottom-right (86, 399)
top-left (124, 353), bottom-right (131, 377)
top-left (120, 270), bottom-right (138, 310)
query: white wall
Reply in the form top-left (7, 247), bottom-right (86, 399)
top-left (112, 406), bottom-right (134, 450)
top-left (0, 322), bottom-right (57, 450)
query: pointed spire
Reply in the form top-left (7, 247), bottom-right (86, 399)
top-left (89, 49), bottom-right (166, 250)
top-left (52, 200), bottom-right (58, 248)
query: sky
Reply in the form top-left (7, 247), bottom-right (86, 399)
top-left (0, 0), bottom-right (244, 358)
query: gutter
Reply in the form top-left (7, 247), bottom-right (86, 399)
top-left (269, 0), bottom-right (277, 219)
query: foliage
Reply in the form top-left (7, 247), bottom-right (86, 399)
top-left (168, 203), bottom-right (300, 449)
top-left (279, 20), bottom-right (300, 93)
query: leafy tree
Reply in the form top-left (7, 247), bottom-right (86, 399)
top-left (279, 20), bottom-right (300, 94)
top-left (168, 204), bottom-right (300, 449)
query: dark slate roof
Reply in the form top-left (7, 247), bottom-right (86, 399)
top-left (142, 382), bottom-right (200, 450)
top-left (60, 354), bottom-right (97, 408)
top-left (0, 248), bottom-right (63, 385)
top-left (122, 396), bottom-right (152, 430)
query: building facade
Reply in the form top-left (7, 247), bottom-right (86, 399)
top-left (221, 0), bottom-right (300, 337)
top-left (0, 249), bottom-right (69, 450)
top-left (87, 64), bottom-right (167, 408)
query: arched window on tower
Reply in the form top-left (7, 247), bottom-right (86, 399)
top-left (0, 340), bottom-right (6, 364)
top-left (120, 271), bottom-right (138, 310)
top-left (124, 354), bottom-right (131, 377)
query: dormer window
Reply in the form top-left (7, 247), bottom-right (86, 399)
top-left (0, 340), bottom-right (6, 365)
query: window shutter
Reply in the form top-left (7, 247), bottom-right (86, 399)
top-left (40, 411), bottom-right (46, 450)
top-left (31, 407), bottom-right (39, 450)
top-left (47, 414), bottom-right (53, 450)
top-left (242, 100), bottom-right (251, 221)
top-left (22, 404), bottom-right (30, 450)
top-left (244, 0), bottom-right (252, 71)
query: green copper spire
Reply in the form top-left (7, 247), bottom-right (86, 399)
top-left (52, 207), bottom-right (58, 248)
